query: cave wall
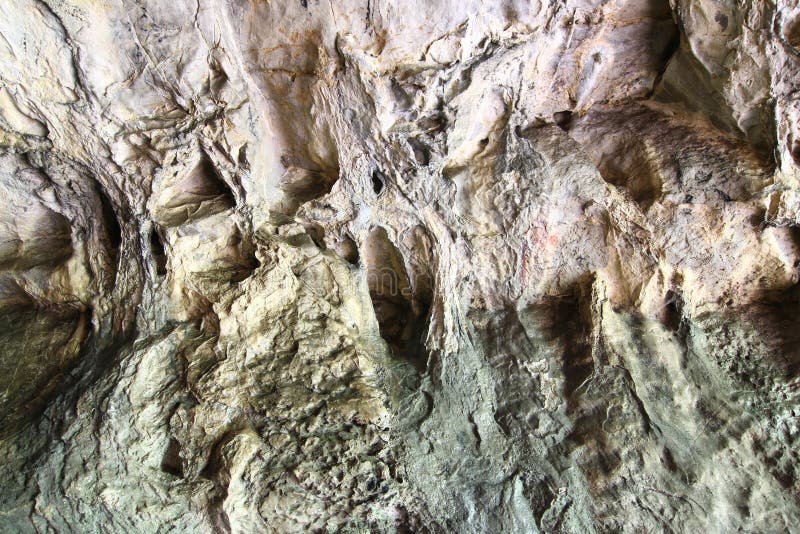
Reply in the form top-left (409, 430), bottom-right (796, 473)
top-left (1, 0), bottom-right (800, 531)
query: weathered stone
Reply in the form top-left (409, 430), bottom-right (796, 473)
top-left (1, 0), bottom-right (800, 532)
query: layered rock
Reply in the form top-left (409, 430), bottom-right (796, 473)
top-left (1, 0), bottom-right (800, 532)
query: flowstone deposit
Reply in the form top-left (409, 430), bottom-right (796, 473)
top-left (1, 0), bottom-right (800, 532)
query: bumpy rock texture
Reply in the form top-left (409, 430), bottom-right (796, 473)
top-left (2, 0), bottom-right (800, 531)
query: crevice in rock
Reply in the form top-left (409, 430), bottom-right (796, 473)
top-left (199, 432), bottom-right (234, 533)
top-left (552, 111), bottom-right (573, 131)
top-left (559, 283), bottom-right (595, 404)
top-left (301, 221), bottom-right (326, 249)
top-left (278, 153), bottom-right (340, 216)
top-left (279, 166), bottom-right (338, 205)
top-left (153, 155), bottom-right (236, 228)
top-left (596, 148), bottom-right (663, 210)
top-left (221, 229), bottom-right (260, 284)
top-left (237, 146), bottom-right (249, 169)
top-left (371, 169), bottom-right (386, 196)
top-left (650, 16), bottom-right (775, 159)
top-left (332, 235), bottom-right (359, 265)
top-left (407, 138), bottom-right (430, 166)
top-left (161, 437), bottom-right (184, 477)
top-left (662, 290), bottom-right (685, 334)
top-left (790, 137), bottom-right (800, 167)
top-left (362, 227), bottom-right (428, 371)
top-left (97, 185), bottom-right (122, 262)
top-left (3, 2), bottom-right (800, 531)
top-left (198, 157), bottom-right (236, 204)
top-left (647, 21), bottom-right (682, 97)
top-left (150, 227), bottom-right (168, 276)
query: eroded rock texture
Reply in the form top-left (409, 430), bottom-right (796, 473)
top-left (1, 0), bottom-right (800, 532)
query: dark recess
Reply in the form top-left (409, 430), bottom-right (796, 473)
top-left (553, 111), bottom-right (573, 131)
top-left (161, 438), bottom-right (183, 477)
top-left (791, 138), bottom-right (800, 167)
top-left (150, 228), bottom-right (168, 276)
top-left (372, 170), bottom-right (386, 196)
top-left (97, 184), bottom-right (122, 261)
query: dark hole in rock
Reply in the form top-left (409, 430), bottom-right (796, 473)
top-left (749, 207), bottom-right (767, 227)
top-left (407, 138), bottom-right (430, 165)
top-left (237, 146), bottom-right (249, 168)
top-left (150, 228), bottom-right (167, 276)
top-left (589, 135), bottom-right (663, 210)
top-left (200, 432), bottom-right (233, 532)
top-left (772, 466), bottom-right (796, 488)
top-left (714, 12), bottom-right (728, 30)
top-left (201, 436), bottom-right (227, 480)
top-left (372, 170), bottom-right (386, 196)
top-left (373, 299), bottom-right (409, 340)
top-left (390, 79), bottom-right (412, 110)
top-left (523, 480), bottom-right (556, 525)
top-left (215, 228), bottom-right (260, 284)
top-left (333, 236), bottom-right (359, 265)
top-left (558, 294), bottom-right (594, 402)
top-left (362, 227), bottom-right (427, 371)
top-left (97, 184), bottom-right (122, 263)
top-left (658, 26), bottom-right (681, 67)
top-left (660, 446), bottom-right (678, 472)
top-left (161, 438), bottom-right (183, 477)
top-left (208, 62), bottom-right (228, 95)
top-left (663, 290), bottom-right (684, 333)
top-left (195, 158), bottom-right (235, 201)
top-left (278, 164), bottom-right (339, 208)
top-left (230, 253), bottom-right (260, 283)
top-left (155, 156), bottom-right (236, 227)
top-left (553, 110), bottom-right (573, 131)
top-left (789, 225), bottom-right (800, 250)
top-left (791, 138), bottom-right (800, 167)
top-left (302, 221), bottom-right (326, 249)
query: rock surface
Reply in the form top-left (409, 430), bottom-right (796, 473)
top-left (1, 0), bottom-right (800, 531)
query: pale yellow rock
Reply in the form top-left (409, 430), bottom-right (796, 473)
top-left (0, 0), bottom-right (799, 532)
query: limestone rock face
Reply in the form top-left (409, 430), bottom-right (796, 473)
top-left (1, 0), bottom-right (800, 532)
